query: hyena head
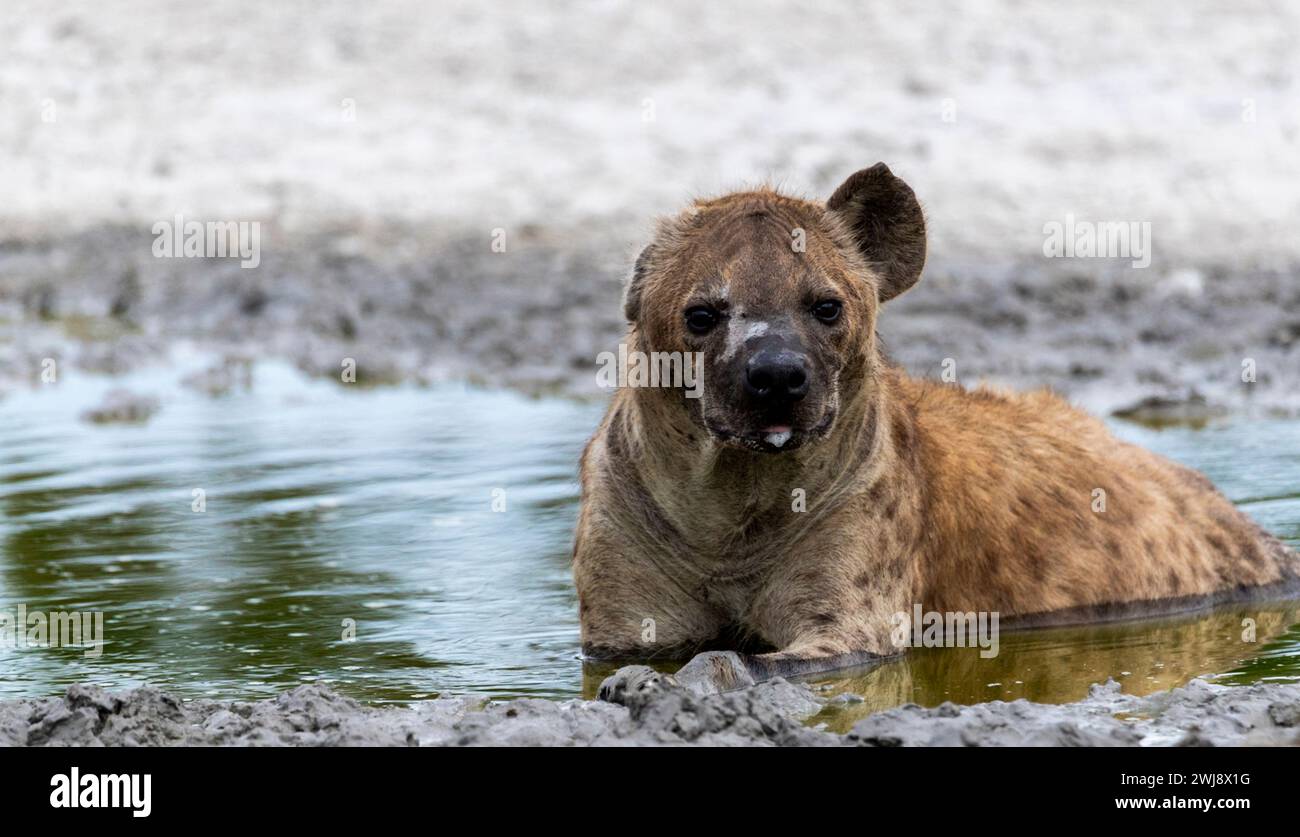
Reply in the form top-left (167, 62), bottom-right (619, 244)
top-left (623, 163), bottom-right (926, 453)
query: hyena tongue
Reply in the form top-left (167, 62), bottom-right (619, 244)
top-left (763, 427), bottom-right (793, 448)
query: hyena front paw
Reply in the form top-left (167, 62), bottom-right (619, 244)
top-left (596, 652), bottom-right (757, 705)
top-left (596, 665), bottom-right (669, 705)
top-left (672, 650), bottom-right (756, 696)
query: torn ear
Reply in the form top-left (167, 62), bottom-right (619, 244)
top-left (826, 163), bottom-right (926, 302)
top-left (622, 244), bottom-right (654, 323)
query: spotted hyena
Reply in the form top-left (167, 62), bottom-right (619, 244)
top-left (574, 163), bottom-right (1300, 692)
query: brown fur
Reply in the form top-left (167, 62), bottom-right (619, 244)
top-left (573, 164), bottom-right (1300, 681)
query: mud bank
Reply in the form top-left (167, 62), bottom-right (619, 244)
top-left (3, 674), bottom-right (1298, 747)
top-left (4, 226), bottom-right (1300, 421)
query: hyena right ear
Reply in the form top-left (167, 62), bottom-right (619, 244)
top-left (826, 163), bottom-right (927, 302)
top-left (622, 244), bottom-right (654, 323)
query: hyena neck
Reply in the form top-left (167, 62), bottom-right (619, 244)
top-left (620, 368), bottom-right (912, 550)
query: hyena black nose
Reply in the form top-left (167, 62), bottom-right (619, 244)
top-left (745, 349), bottom-right (810, 402)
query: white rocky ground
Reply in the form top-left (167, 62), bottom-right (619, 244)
top-left (4, 0), bottom-right (1298, 266)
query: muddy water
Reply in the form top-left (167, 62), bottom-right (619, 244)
top-left (1, 358), bottom-right (1297, 710)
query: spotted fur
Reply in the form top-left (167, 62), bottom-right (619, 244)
top-left (574, 164), bottom-right (1300, 680)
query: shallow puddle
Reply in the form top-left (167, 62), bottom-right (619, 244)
top-left (1, 358), bottom-right (1297, 711)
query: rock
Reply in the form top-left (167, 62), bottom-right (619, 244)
top-left (1112, 390), bottom-right (1216, 424)
top-left (1267, 701), bottom-right (1300, 727)
top-left (80, 388), bottom-right (160, 424)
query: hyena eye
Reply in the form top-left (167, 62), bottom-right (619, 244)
top-left (684, 306), bottom-right (720, 334)
top-left (812, 299), bottom-right (842, 324)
